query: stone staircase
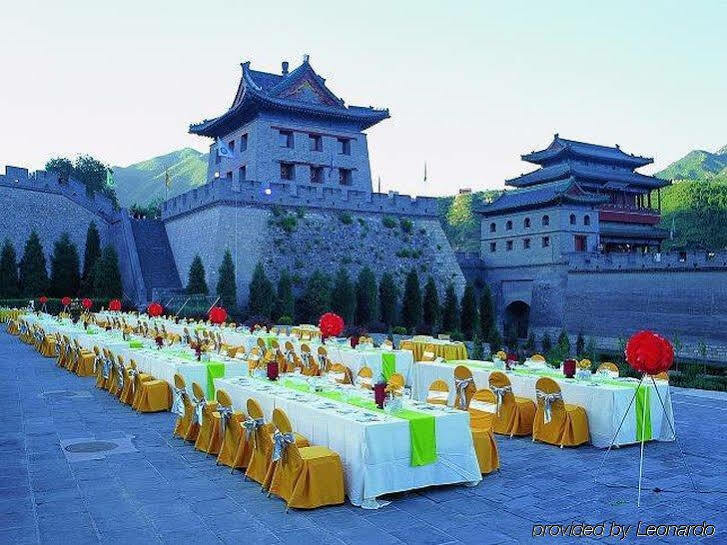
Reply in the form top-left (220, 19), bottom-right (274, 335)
top-left (129, 219), bottom-right (182, 301)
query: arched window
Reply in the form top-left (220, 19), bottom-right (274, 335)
top-left (542, 215), bottom-right (550, 226)
top-left (524, 217), bottom-right (531, 228)
top-left (506, 220), bottom-right (513, 230)
top-left (490, 222), bottom-right (496, 233)
top-left (584, 215), bottom-right (591, 226)
top-left (570, 214), bottom-right (576, 225)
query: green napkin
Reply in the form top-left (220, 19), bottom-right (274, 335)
top-left (381, 353), bottom-right (397, 380)
top-left (129, 340), bottom-right (143, 349)
top-left (206, 362), bottom-right (225, 399)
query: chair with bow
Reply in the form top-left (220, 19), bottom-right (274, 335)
top-left (316, 347), bottom-right (330, 373)
top-left (427, 379), bottom-right (450, 405)
top-left (328, 363), bottom-right (352, 385)
top-left (421, 350), bottom-right (437, 362)
top-left (245, 399), bottom-right (309, 488)
top-left (256, 337), bottom-right (267, 351)
top-left (453, 365), bottom-right (476, 410)
top-left (381, 339), bottom-right (394, 349)
top-left (530, 353), bottom-right (546, 362)
top-left (194, 384), bottom-right (220, 454)
top-left (171, 374), bottom-right (194, 438)
top-left (650, 371), bottom-right (669, 382)
top-left (180, 382), bottom-right (206, 442)
top-left (597, 362), bottom-right (619, 378)
top-left (131, 370), bottom-right (171, 413)
top-left (74, 340), bottom-right (96, 377)
top-left (387, 373), bottom-right (405, 393)
top-left (57, 335), bottom-right (70, 368)
top-left (215, 390), bottom-right (247, 467)
top-left (121, 359), bottom-right (146, 405)
top-left (356, 366), bottom-right (373, 389)
top-left (533, 377), bottom-right (589, 447)
top-left (116, 356), bottom-right (134, 404)
top-left (204, 389), bottom-right (240, 457)
top-left (267, 408), bottom-right (345, 510)
top-left (467, 389), bottom-right (500, 474)
top-left (488, 371), bottom-right (536, 437)
top-left (39, 331), bottom-right (58, 358)
top-left (95, 347), bottom-right (110, 389)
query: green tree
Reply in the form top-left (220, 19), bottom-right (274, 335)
top-left (247, 262), bottom-right (274, 317)
top-left (186, 255), bottom-right (208, 295)
top-left (331, 268), bottom-right (356, 324)
top-left (541, 332), bottom-right (553, 353)
top-left (401, 268), bottom-right (422, 331)
top-left (441, 283), bottom-right (459, 333)
top-left (46, 155), bottom-right (118, 207)
top-left (93, 245), bottom-right (122, 298)
top-left (296, 270), bottom-right (330, 323)
top-left (489, 328), bottom-right (503, 353)
top-left (0, 239), bottom-right (19, 298)
top-left (460, 283), bottom-right (478, 340)
top-left (80, 222), bottom-right (101, 295)
top-left (472, 333), bottom-right (484, 360)
top-left (557, 329), bottom-right (571, 355)
top-left (378, 272), bottom-right (398, 328)
top-left (216, 249), bottom-right (237, 311)
top-left (49, 232), bottom-right (81, 297)
top-left (274, 269), bottom-right (295, 321)
top-left (479, 284), bottom-right (495, 342)
top-left (422, 277), bottom-right (439, 331)
top-left (355, 267), bottom-right (378, 327)
top-left (576, 331), bottom-right (585, 357)
top-left (19, 231), bottom-right (48, 297)
top-left (524, 332), bottom-right (536, 353)
top-left (45, 157), bottom-right (73, 183)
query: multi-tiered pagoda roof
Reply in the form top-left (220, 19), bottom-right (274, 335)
top-left (190, 57), bottom-right (390, 138)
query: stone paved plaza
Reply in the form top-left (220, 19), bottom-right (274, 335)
top-left (1, 331), bottom-right (725, 545)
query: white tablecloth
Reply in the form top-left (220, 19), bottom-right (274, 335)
top-left (215, 376), bottom-right (481, 508)
top-left (412, 360), bottom-right (675, 448)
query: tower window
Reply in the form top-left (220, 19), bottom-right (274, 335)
top-left (524, 217), bottom-right (531, 228)
top-left (570, 214), bottom-right (576, 225)
top-left (506, 220), bottom-right (513, 231)
top-left (338, 168), bottom-right (353, 186)
top-left (490, 242), bottom-right (496, 252)
top-left (523, 238), bottom-right (531, 249)
top-left (337, 138), bottom-right (351, 155)
top-left (574, 235), bottom-right (587, 252)
top-left (542, 215), bottom-right (550, 226)
top-left (310, 166), bottom-right (324, 184)
top-left (238, 166), bottom-right (246, 181)
top-left (228, 140), bottom-right (235, 152)
top-left (506, 240), bottom-right (513, 251)
top-left (584, 214), bottom-right (591, 226)
top-left (279, 130), bottom-right (294, 148)
top-left (280, 162), bottom-right (295, 180)
top-left (309, 134), bottom-right (322, 152)
top-left (489, 222), bottom-right (496, 233)
top-left (240, 134), bottom-right (248, 151)
top-left (542, 236), bottom-right (550, 248)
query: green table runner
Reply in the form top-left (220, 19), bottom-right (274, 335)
top-left (381, 352), bottom-right (397, 381)
top-left (206, 363), bottom-right (225, 399)
top-left (280, 379), bottom-right (436, 466)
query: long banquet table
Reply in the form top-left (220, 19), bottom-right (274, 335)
top-left (215, 375), bottom-right (482, 508)
top-left (413, 359), bottom-right (675, 448)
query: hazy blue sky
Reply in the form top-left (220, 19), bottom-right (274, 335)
top-left (1, 0), bottom-right (725, 196)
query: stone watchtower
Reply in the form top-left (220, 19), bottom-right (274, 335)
top-left (189, 55), bottom-right (389, 195)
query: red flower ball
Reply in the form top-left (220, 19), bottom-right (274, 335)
top-left (147, 302), bottom-right (163, 317)
top-left (319, 312), bottom-right (344, 338)
top-left (108, 299), bottom-right (122, 311)
top-left (39, 296), bottom-right (48, 305)
top-left (625, 330), bottom-right (674, 375)
top-left (82, 298), bottom-right (93, 310)
top-left (61, 296), bottom-right (71, 307)
top-left (208, 306), bottom-right (227, 325)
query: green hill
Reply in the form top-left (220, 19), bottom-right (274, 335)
top-left (656, 145), bottom-right (727, 250)
top-left (113, 148), bottom-right (208, 207)
top-left (436, 191), bottom-right (503, 252)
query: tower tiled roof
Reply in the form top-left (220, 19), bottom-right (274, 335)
top-left (522, 135), bottom-right (653, 167)
top-left (480, 178), bottom-right (608, 215)
top-left (190, 57), bottom-right (389, 138)
top-left (506, 160), bottom-right (669, 189)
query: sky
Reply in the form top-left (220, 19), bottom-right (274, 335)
top-left (1, 0), bottom-right (725, 196)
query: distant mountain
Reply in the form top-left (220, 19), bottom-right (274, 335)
top-left (113, 148), bottom-right (208, 207)
top-left (655, 146), bottom-right (727, 183)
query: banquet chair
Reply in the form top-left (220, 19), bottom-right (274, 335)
top-left (427, 379), bottom-right (450, 405)
top-left (225, 345), bottom-right (242, 358)
top-left (284, 341), bottom-right (296, 362)
top-left (532, 377), bottom-right (589, 448)
top-left (132, 370), bottom-right (171, 413)
top-left (74, 340), bottom-right (96, 377)
top-left (488, 371), bottom-right (536, 437)
top-left (267, 408), bottom-right (345, 510)
top-left (316, 347), bottom-right (330, 372)
top-left (387, 373), bottom-right (405, 392)
top-left (57, 336), bottom-right (71, 368)
top-left (111, 355), bottom-right (128, 398)
top-left (61, 335), bottom-right (75, 370)
top-left (120, 359), bottom-right (146, 405)
top-left (381, 339), bottom-right (394, 349)
top-left (650, 371), bottom-right (669, 382)
top-left (356, 366), bottom-right (373, 389)
top-left (328, 363), bottom-right (352, 384)
top-left (204, 389), bottom-right (241, 456)
top-left (421, 350), bottom-right (437, 362)
top-left (105, 350), bottom-right (119, 393)
top-left (270, 338), bottom-right (279, 350)
top-left (597, 362), bottom-right (619, 378)
top-left (247, 347), bottom-right (263, 371)
top-left (530, 353), bottom-right (546, 362)
top-left (117, 357), bottom-right (135, 405)
top-left (215, 390), bottom-right (247, 467)
top-left (95, 348), bottom-right (110, 389)
top-left (194, 384), bottom-right (220, 454)
top-left (453, 365), bottom-right (476, 410)
top-left (180, 382), bottom-right (207, 442)
top-left (257, 337), bottom-right (267, 350)
top-left (39, 331), bottom-right (58, 358)
top-left (399, 340), bottom-right (414, 352)
top-left (299, 345), bottom-right (319, 376)
top-left (467, 389), bottom-right (500, 474)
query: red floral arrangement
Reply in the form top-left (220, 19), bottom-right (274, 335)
top-left (208, 306), bottom-right (227, 325)
top-left (109, 299), bottom-right (122, 311)
top-left (147, 302), bottom-right (163, 317)
top-left (39, 296), bottom-right (48, 305)
top-left (319, 312), bottom-right (344, 339)
top-left (61, 296), bottom-right (71, 307)
top-left (82, 298), bottom-right (93, 310)
top-left (625, 330), bottom-right (674, 375)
